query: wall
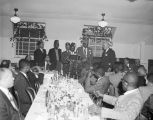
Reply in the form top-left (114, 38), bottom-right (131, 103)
top-left (0, 16), bottom-right (2, 62)
top-left (0, 15), bottom-right (153, 68)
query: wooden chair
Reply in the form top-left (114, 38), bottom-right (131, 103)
top-left (35, 82), bottom-right (40, 93)
top-left (26, 87), bottom-right (36, 103)
top-left (14, 90), bottom-right (20, 111)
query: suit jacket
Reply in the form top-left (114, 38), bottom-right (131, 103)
top-left (85, 76), bottom-right (110, 94)
top-left (101, 48), bottom-right (116, 72)
top-left (34, 48), bottom-right (46, 67)
top-left (48, 48), bottom-right (62, 70)
top-left (76, 46), bottom-right (93, 67)
top-left (0, 90), bottom-right (23, 120)
top-left (123, 63), bottom-right (135, 72)
top-left (27, 71), bottom-right (38, 91)
top-left (61, 50), bottom-right (71, 75)
top-left (101, 89), bottom-right (143, 120)
top-left (138, 76), bottom-right (146, 87)
top-left (14, 72), bottom-right (32, 116)
top-left (141, 94), bottom-right (153, 119)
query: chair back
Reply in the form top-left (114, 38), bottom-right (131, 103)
top-left (26, 87), bottom-right (36, 103)
top-left (35, 82), bottom-right (40, 93)
top-left (14, 90), bottom-right (20, 110)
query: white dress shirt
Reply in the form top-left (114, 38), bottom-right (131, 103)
top-left (83, 47), bottom-right (87, 57)
top-left (55, 49), bottom-right (59, 61)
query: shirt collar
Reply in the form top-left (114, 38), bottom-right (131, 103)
top-left (40, 48), bottom-right (43, 52)
top-left (105, 48), bottom-right (109, 53)
top-left (0, 86), bottom-right (10, 98)
top-left (124, 89), bottom-right (138, 95)
top-left (20, 71), bottom-right (28, 78)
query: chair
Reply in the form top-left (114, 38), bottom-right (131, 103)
top-left (26, 87), bottom-right (36, 103)
top-left (14, 90), bottom-right (20, 111)
top-left (35, 82), bottom-right (40, 93)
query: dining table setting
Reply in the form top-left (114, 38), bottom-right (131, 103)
top-left (25, 71), bottom-right (102, 120)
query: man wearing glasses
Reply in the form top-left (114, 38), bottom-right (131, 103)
top-left (89, 72), bottom-right (143, 120)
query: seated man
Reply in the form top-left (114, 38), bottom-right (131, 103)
top-left (139, 73), bottom-right (153, 103)
top-left (14, 59), bottom-right (32, 117)
top-left (89, 72), bottom-right (143, 120)
top-left (84, 67), bottom-right (110, 94)
top-left (109, 62), bottom-right (124, 96)
top-left (137, 65), bottom-right (147, 87)
top-left (0, 68), bottom-right (24, 120)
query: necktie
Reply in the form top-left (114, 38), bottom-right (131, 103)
top-left (84, 48), bottom-right (87, 57)
top-left (8, 91), bottom-right (18, 110)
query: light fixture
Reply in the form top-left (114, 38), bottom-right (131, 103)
top-left (98, 13), bottom-right (108, 27)
top-left (10, 8), bottom-right (21, 24)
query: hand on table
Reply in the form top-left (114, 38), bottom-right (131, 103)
top-left (94, 91), bottom-right (104, 98)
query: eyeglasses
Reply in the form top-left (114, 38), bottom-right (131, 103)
top-left (122, 78), bottom-right (128, 86)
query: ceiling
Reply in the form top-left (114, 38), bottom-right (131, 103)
top-left (0, 0), bottom-right (153, 25)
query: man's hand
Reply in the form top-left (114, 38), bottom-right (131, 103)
top-left (94, 91), bottom-right (104, 98)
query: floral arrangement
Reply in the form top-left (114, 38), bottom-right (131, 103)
top-left (45, 73), bottom-right (90, 120)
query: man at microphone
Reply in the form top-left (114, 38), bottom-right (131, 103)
top-left (76, 39), bottom-right (93, 69)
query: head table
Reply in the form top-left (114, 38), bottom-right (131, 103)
top-left (25, 71), bottom-right (101, 120)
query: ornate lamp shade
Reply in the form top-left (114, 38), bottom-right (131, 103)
top-left (10, 8), bottom-right (21, 24)
top-left (98, 13), bottom-right (108, 27)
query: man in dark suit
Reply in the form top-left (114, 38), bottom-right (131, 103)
top-left (123, 58), bottom-right (135, 72)
top-left (14, 59), bottom-right (31, 117)
top-left (48, 40), bottom-right (62, 72)
top-left (34, 41), bottom-right (46, 67)
top-left (0, 68), bottom-right (24, 120)
top-left (61, 42), bottom-right (71, 76)
top-left (101, 40), bottom-right (116, 72)
top-left (76, 39), bottom-right (93, 68)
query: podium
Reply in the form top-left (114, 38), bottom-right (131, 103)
top-left (69, 54), bottom-right (81, 79)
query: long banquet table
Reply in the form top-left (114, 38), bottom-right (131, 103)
top-left (25, 72), bottom-right (100, 120)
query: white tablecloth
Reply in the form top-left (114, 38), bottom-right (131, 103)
top-left (25, 73), bottom-right (100, 120)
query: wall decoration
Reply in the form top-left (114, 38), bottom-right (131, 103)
top-left (10, 21), bottom-right (48, 55)
top-left (81, 25), bottom-right (116, 57)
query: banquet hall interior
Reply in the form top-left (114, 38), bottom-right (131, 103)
top-left (1, 0), bottom-right (153, 120)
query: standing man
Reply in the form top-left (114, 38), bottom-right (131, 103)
top-left (123, 58), bottom-right (135, 73)
top-left (34, 40), bottom-right (46, 68)
top-left (48, 40), bottom-right (62, 72)
top-left (61, 42), bottom-right (71, 76)
top-left (101, 39), bottom-right (116, 72)
top-left (76, 39), bottom-right (93, 69)
top-left (0, 68), bottom-right (24, 120)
